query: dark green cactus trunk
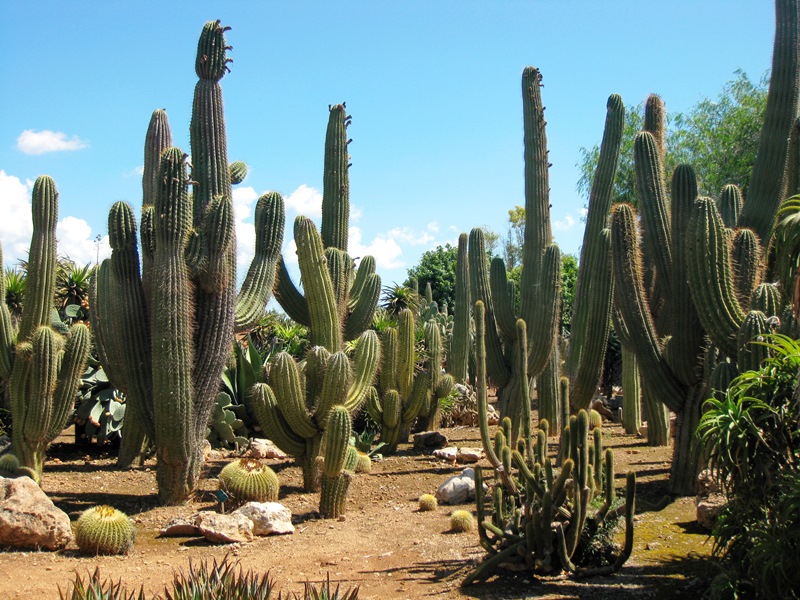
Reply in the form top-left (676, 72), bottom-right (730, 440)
top-left (321, 105), bottom-right (351, 252)
top-left (448, 233), bottom-right (470, 384)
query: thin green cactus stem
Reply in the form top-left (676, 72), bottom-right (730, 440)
top-left (321, 104), bottom-right (351, 252)
top-left (717, 184), bottom-right (743, 228)
top-left (449, 233), bottom-right (471, 383)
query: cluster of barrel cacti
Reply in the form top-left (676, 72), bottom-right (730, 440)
top-left (464, 302), bottom-right (635, 584)
top-left (0, 177), bottom-right (91, 483)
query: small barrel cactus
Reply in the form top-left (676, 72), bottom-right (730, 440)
top-left (355, 451), bottom-right (372, 474)
top-left (418, 494), bottom-right (438, 512)
top-left (450, 510), bottom-right (475, 533)
top-left (218, 458), bottom-right (279, 505)
top-left (75, 505), bottom-right (136, 555)
top-left (0, 453), bottom-right (21, 477)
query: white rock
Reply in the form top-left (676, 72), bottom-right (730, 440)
top-left (194, 511), bottom-right (253, 544)
top-left (160, 516), bottom-right (201, 537)
top-left (433, 447), bottom-right (458, 462)
top-left (436, 467), bottom-right (477, 505)
top-left (456, 448), bottom-right (483, 463)
top-left (233, 502), bottom-right (294, 535)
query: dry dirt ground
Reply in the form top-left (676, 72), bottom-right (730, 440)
top-left (0, 411), bottom-right (715, 599)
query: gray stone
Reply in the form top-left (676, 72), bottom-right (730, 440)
top-left (233, 502), bottom-right (294, 535)
top-left (432, 447), bottom-right (458, 462)
top-left (696, 469), bottom-right (725, 530)
top-left (456, 448), bottom-right (483, 464)
top-left (0, 476), bottom-right (72, 550)
top-left (195, 511), bottom-right (253, 544)
top-left (435, 467), bottom-right (477, 505)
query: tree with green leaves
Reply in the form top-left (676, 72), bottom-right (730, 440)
top-left (577, 69), bottom-right (768, 204)
top-left (406, 243), bottom-right (458, 313)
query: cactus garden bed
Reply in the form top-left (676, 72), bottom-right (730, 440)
top-left (0, 410), bottom-right (714, 599)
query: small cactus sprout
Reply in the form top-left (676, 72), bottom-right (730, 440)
top-left (355, 451), bottom-right (372, 473)
top-left (589, 409), bottom-right (603, 430)
top-left (75, 505), bottom-right (136, 555)
top-left (0, 453), bottom-right (20, 477)
top-left (450, 509), bottom-right (475, 533)
top-left (418, 494), bottom-right (438, 512)
top-left (218, 458), bottom-right (279, 505)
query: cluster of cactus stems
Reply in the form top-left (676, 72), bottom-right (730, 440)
top-left (248, 103), bottom-right (380, 518)
top-left (91, 21), bottom-right (285, 504)
top-left (0, 177), bottom-right (91, 482)
top-left (467, 67), bottom-right (562, 444)
top-left (610, 0), bottom-right (799, 495)
top-left (464, 302), bottom-right (635, 584)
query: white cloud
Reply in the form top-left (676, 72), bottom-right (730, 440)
top-left (385, 226), bottom-right (435, 246)
top-left (349, 226), bottom-right (404, 269)
top-left (285, 184), bottom-right (322, 218)
top-left (580, 207), bottom-right (589, 218)
top-left (56, 216), bottom-right (110, 265)
top-left (554, 214), bottom-right (576, 231)
top-left (350, 205), bottom-right (363, 221)
top-left (0, 171), bottom-right (34, 265)
top-left (17, 129), bottom-right (88, 155)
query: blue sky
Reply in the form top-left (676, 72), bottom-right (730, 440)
top-left (0, 1), bottom-right (775, 293)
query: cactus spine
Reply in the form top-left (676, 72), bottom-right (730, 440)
top-left (0, 177), bottom-right (91, 482)
top-left (92, 22), bottom-right (284, 504)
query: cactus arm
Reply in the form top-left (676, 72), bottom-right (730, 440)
top-left (142, 109), bottom-right (173, 298)
top-left (19, 177), bottom-right (58, 342)
top-left (348, 256), bottom-right (375, 310)
top-left (731, 229), bottom-right (763, 311)
top-left (274, 256), bottom-right (311, 326)
top-left (315, 351), bottom-right (351, 428)
top-left (234, 191), bottom-right (285, 332)
top-left (525, 244), bottom-right (562, 376)
top-left (269, 352), bottom-right (319, 439)
top-left (49, 323), bottom-right (91, 440)
top-left (490, 258), bottom-right (517, 344)
top-left (294, 216), bottom-right (342, 352)
top-left (717, 184), bottom-right (743, 229)
top-left (610, 204), bottom-right (687, 412)
top-left (686, 197), bottom-right (746, 358)
top-left (23, 327), bottom-right (63, 447)
top-left (249, 382), bottom-right (307, 458)
top-left (344, 329), bottom-right (380, 412)
top-left (320, 105), bottom-right (351, 252)
top-left (738, 0), bottom-right (800, 243)
top-left (396, 309), bottom-right (415, 400)
top-left (566, 94), bottom-right (624, 411)
top-left (449, 233), bottom-right (471, 383)
top-left (343, 270), bottom-right (380, 341)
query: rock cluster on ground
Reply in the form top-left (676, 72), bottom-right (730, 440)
top-left (435, 467), bottom-right (478, 505)
top-left (696, 469), bottom-right (726, 530)
top-left (160, 501), bottom-right (295, 544)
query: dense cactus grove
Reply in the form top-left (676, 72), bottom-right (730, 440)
top-left (2, 1), bottom-right (800, 596)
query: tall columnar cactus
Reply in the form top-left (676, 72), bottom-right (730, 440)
top-left (564, 94), bottom-right (625, 412)
top-left (467, 66), bottom-right (561, 442)
top-left (249, 324), bottom-right (379, 491)
top-left (447, 233), bottom-right (471, 384)
top-left (464, 301), bottom-right (635, 584)
top-left (0, 177), bottom-right (91, 482)
top-left (274, 105), bottom-right (380, 344)
top-left (92, 22), bottom-right (284, 504)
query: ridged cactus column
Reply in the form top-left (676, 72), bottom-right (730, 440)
top-left (0, 176), bottom-right (91, 482)
top-left (565, 94), bottom-right (624, 412)
top-left (447, 233), bottom-right (470, 384)
top-left (275, 105), bottom-right (380, 342)
top-left (92, 22), bottom-right (284, 504)
top-left (467, 67), bottom-right (562, 442)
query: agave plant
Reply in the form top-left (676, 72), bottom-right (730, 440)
top-left (3, 267), bottom-right (25, 326)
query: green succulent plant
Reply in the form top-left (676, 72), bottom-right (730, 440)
top-left (75, 505), bottom-right (136, 556)
top-left (218, 458), bottom-right (279, 505)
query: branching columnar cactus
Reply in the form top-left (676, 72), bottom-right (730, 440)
top-left (366, 309), bottom-right (425, 453)
top-left (0, 177), bottom-right (91, 482)
top-left (564, 94), bottom-right (625, 413)
top-left (274, 105), bottom-right (381, 343)
top-left (467, 67), bottom-right (561, 443)
top-left (249, 325), bottom-right (379, 492)
top-left (92, 22), bottom-right (284, 504)
top-left (463, 302), bottom-right (635, 584)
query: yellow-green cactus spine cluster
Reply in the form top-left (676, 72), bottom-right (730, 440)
top-left (450, 510), bottom-right (475, 533)
top-left (0, 177), bottom-right (91, 483)
top-left (418, 494), bottom-right (438, 512)
top-left (75, 505), bottom-right (136, 556)
top-left (464, 301), bottom-right (635, 584)
top-left (467, 67), bottom-right (561, 444)
top-left (218, 458), bottom-right (280, 506)
top-left (91, 22), bottom-right (284, 504)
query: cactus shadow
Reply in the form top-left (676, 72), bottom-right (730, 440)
top-left (53, 491), bottom-right (161, 519)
